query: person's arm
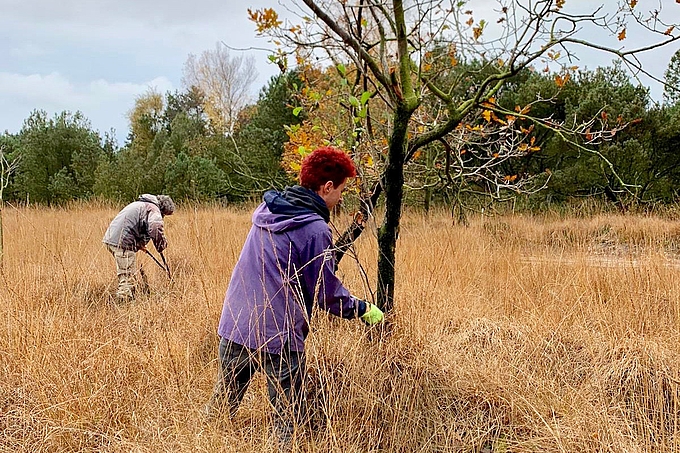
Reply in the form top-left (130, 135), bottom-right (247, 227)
top-left (147, 210), bottom-right (168, 252)
top-left (299, 228), bottom-right (367, 319)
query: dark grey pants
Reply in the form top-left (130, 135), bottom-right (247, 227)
top-left (209, 338), bottom-right (306, 444)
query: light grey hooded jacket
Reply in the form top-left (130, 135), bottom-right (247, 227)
top-left (102, 194), bottom-right (168, 252)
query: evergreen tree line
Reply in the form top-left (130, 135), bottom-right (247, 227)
top-left (0, 58), bottom-right (679, 209)
top-left (0, 72), bottom-right (302, 205)
top-left (393, 53), bottom-right (680, 212)
top-left (489, 59), bottom-right (680, 208)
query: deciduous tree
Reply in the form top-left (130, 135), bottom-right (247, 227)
top-left (0, 144), bottom-right (20, 269)
top-left (250, 0), bottom-right (680, 312)
top-left (183, 43), bottom-right (258, 135)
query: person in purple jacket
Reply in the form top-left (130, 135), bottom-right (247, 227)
top-left (205, 146), bottom-right (384, 449)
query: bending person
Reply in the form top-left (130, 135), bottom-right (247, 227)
top-left (103, 194), bottom-right (174, 301)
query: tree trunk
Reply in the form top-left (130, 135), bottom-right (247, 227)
top-left (376, 106), bottom-right (409, 313)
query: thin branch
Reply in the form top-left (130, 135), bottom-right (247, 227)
top-left (300, 0), bottom-right (394, 96)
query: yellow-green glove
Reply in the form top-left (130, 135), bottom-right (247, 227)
top-left (361, 303), bottom-right (384, 325)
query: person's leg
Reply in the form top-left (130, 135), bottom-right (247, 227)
top-left (107, 245), bottom-right (136, 300)
top-left (263, 346), bottom-right (307, 449)
top-left (206, 338), bottom-right (256, 419)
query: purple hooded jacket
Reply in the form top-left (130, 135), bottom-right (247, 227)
top-left (217, 187), bottom-right (367, 354)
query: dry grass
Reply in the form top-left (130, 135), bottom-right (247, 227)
top-left (2, 205), bottom-right (680, 452)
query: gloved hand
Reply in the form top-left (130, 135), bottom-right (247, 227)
top-left (361, 303), bottom-right (384, 325)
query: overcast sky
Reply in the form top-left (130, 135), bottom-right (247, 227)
top-left (0, 0), bottom-right (287, 144)
top-left (1, 0), bottom-right (678, 146)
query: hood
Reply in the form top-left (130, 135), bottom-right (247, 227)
top-left (253, 186), bottom-right (329, 233)
top-left (138, 194), bottom-right (160, 208)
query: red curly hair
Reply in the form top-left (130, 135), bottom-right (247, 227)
top-left (299, 146), bottom-right (356, 191)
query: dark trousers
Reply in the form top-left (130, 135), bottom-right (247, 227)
top-left (209, 338), bottom-right (306, 443)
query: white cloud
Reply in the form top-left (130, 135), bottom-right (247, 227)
top-left (9, 43), bottom-right (47, 58)
top-left (0, 2), bottom-right (278, 142)
top-left (0, 0), bottom-right (675, 144)
top-left (0, 72), bottom-right (173, 107)
top-left (0, 1), bottom-right (282, 55)
top-left (4, 0), bottom-right (265, 27)
top-left (0, 72), bottom-right (174, 143)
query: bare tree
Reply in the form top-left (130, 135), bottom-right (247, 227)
top-left (0, 146), bottom-right (20, 270)
top-left (251, 0), bottom-right (680, 312)
top-left (182, 43), bottom-right (258, 135)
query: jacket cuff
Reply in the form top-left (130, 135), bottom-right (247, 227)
top-left (356, 300), bottom-right (368, 318)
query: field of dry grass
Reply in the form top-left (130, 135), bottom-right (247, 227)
top-left (2, 204), bottom-right (680, 452)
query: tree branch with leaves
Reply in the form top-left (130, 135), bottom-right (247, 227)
top-left (250, 0), bottom-right (679, 313)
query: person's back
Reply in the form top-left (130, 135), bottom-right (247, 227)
top-left (103, 200), bottom-right (152, 251)
top-left (218, 187), bottom-right (358, 354)
top-left (103, 194), bottom-right (170, 251)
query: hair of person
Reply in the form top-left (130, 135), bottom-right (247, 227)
top-left (299, 146), bottom-right (356, 191)
top-left (157, 195), bottom-right (175, 216)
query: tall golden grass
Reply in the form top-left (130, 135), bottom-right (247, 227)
top-left (2, 204), bottom-right (680, 452)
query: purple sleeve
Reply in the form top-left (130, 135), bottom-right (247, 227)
top-left (299, 228), bottom-right (367, 319)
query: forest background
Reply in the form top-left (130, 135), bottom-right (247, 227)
top-left (2, 29), bottom-right (680, 215)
